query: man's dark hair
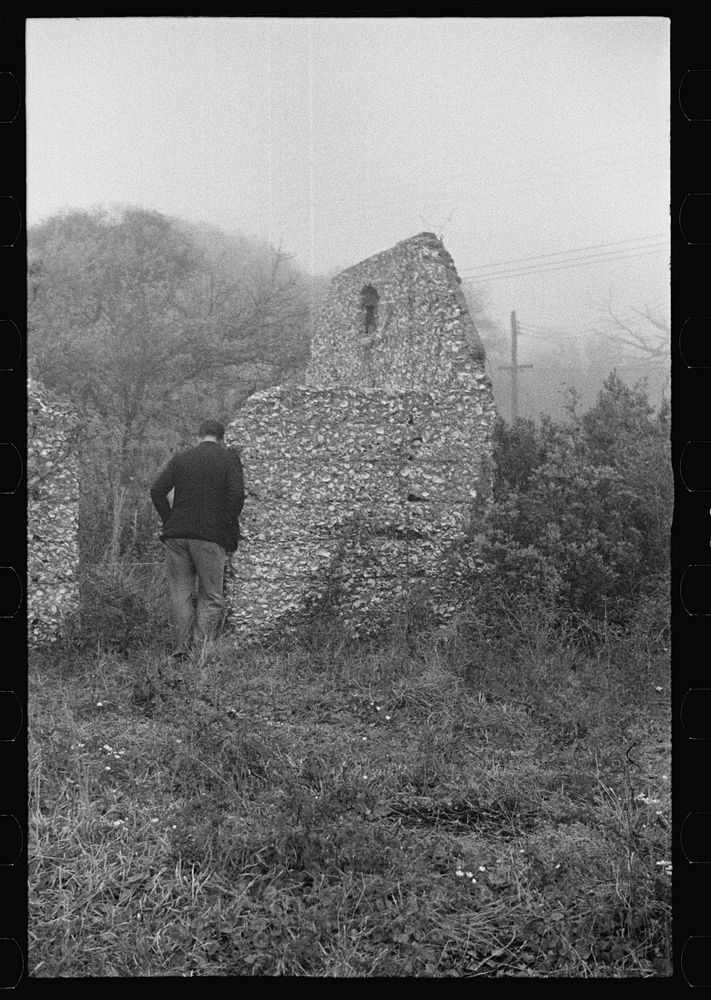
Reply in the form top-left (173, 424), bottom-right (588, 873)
top-left (198, 419), bottom-right (225, 441)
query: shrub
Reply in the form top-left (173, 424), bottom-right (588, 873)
top-left (469, 371), bottom-right (670, 632)
top-left (491, 413), bottom-right (565, 496)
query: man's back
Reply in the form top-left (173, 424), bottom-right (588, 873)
top-left (151, 441), bottom-right (244, 553)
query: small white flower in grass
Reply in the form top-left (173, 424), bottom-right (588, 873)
top-left (105, 766), bottom-right (111, 771)
top-left (465, 871), bottom-right (473, 878)
top-left (470, 878), bottom-right (477, 883)
top-left (385, 715), bottom-right (391, 721)
top-left (455, 869), bottom-right (464, 877)
top-left (102, 744), bottom-right (112, 752)
top-left (655, 686), bottom-right (663, 692)
top-left (171, 824), bottom-right (177, 830)
top-left (96, 702), bottom-right (103, 708)
top-left (478, 865), bottom-right (486, 872)
top-left (151, 818), bottom-right (159, 823)
top-left (112, 819), bottom-right (124, 827)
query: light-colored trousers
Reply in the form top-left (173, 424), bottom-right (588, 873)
top-left (164, 537), bottom-right (227, 650)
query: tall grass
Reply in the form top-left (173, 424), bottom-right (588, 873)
top-left (29, 560), bottom-right (670, 978)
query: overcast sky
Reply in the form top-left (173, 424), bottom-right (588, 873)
top-left (26, 16), bottom-right (669, 340)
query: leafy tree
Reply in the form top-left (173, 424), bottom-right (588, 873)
top-left (28, 207), bottom-right (313, 558)
top-left (29, 208), bottom-right (311, 461)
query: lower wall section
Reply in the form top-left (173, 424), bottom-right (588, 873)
top-left (225, 380), bottom-right (494, 640)
top-left (27, 380), bottom-right (80, 644)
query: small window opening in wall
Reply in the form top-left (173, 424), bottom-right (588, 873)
top-left (361, 285), bottom-right (379, 341)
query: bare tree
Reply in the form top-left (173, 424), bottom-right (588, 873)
top-left (595, 292), bottom-right (669, 361)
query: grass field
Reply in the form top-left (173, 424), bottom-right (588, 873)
top-left (28, 604), bottom-right (671, 978)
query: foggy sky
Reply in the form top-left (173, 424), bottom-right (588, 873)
top-left (26, 16), bottom-right (669, 341)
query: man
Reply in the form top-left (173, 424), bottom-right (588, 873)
top-left (150, 419), bottom-right (244, 657)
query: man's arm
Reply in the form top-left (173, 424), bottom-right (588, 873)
top-left (150, 458), bottom-right (175, 525)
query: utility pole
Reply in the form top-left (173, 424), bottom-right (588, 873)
top-left (498, 310), bottom-right (534, 423)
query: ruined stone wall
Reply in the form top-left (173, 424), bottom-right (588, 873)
top-left (225, 233), bottom-right (496, 640)
top-left (306, 231), bottom-right (485, 392)
top-left (27, 378), bottom-right (80, 643)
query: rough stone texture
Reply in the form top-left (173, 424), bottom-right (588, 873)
top-left (225, 233), bottom-right (497, 640)
top-left (27, 377), bottom-right (80, 643)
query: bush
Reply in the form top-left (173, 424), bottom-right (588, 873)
top-left (491, 413), bottom-right (563, 496)
top-left (469, 371), bottom-right (671, 632)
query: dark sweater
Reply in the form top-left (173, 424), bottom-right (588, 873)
top-left (150, 441), bottom-right (245, 553)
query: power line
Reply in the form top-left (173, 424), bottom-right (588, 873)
top-left (518, 322), bottom-right (578, 333)
top-left (461, 240), bottom-right (668, 279)
top-left (517, 321), bottom-right (607, 337)
top-left (517, 325), bottom-right (589, 341)
top-left (462, 244), bottom-right (669, 285)
top-left (459, 233), bottom-right (668, 275)
top-left (517, 302), bottom-right (670, 343)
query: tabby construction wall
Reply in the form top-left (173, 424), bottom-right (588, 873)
top-left (225, 232), bottom-right (497, 639)
top-left (27, 378), bottom-right (80, 643)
